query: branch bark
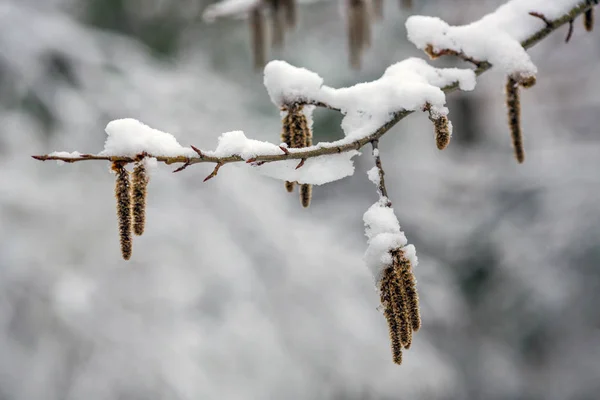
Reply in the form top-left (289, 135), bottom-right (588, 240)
top-left (32, 1), bottom-right (596, 173)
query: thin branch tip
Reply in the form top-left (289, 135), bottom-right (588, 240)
top-left (190, 145), bottom-right (204, 158)
top-left (203, 162), bottom-right (224, 182)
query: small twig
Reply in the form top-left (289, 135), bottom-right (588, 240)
top-left (203, 162), bottom-right (224, 182)
top-left (279, 145), bottom-right (290, 155)
top-left (566, 19), bottom-right (575, 42)
top-left (172, 160), bottom-right (192, 173)
top-left (371, 140), bottom-right (391, 206)
top-left (295, 158), bottom-right (306, 170)
top-left (191, 145), bottom-right (204, 158)
top-left (529, 11), bottom-right (553, 27)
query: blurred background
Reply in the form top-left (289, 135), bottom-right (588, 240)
top-left (1, 0), bottom-right (599, 399)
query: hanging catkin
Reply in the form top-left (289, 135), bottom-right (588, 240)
top-left (112, 162), bottom-right (132, 260)
top-left (505, 76), bottom-right (525, 163)
top-left (132, 162), bottom-right (149, 236)
top-left (250, 7), bottom-right (266, 70)
top-left (380, 267), bottom-right (404, 365)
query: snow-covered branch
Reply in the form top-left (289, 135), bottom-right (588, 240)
top-left (31, 0), bottom-right (598, 365)
top-left (34, 1), bottom-right (597, 173)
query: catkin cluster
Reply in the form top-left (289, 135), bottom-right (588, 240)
top-left (281, 104), bottom-right (313, 208)
top-left (379, 248), bottom-right (421, 365)
top-left (249, 0), bottom-right (414, 69)
top-left (111, 160), bottom-right (150, 260)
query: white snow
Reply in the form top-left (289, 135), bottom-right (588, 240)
top-left (202, 0), bottom-right (261, 22)
top-left (209, 130), bottom-right (283, 160)
top-left (48, 151), bottom-right (83, 164)
top-left (363, 199), bottom-right (412, 283)
top-left (264, 61), bottom-right (325, 107)
top-left (406, 0), bottom-right (584, 80)
top-left (254, 150), bottom-right (360, 185)
top-left (367, 166), bottom-right (380, 186)
top-left (207, 130), bottom-right (360, 185)
top-left (100, 118), bottom-right (196, 158)
top-left (48, 151), bottom-right (83, 158)
top-left (264, 58), bottom-right (475, 142)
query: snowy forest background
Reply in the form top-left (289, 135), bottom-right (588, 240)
top-left (1, 0), bottom-right (599, 399)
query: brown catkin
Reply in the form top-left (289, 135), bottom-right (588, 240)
top-left (390, 265), bottom-right (412, 348)
top-left (132, 162), bottom-right (148, 236)
top-left (281, 106), bottom-right (298, 193)
top-left (348, 0), bottom-right (371, 69)
top-left (300, 184), bottom-right (312, 208)
top-left (372, 0), bottom-right (384, 20)
top-left (282, 105), bottom-right (313, 205)
top-left (505, 77), bottom-right (525, 163)
top-left (520, 75), bottom-right (536, 89)
top-left (281, 0), bottom-right (297, 28)
top-left (270, 0), bottom-right (285, 49)
top-left (250, 8), bottom-right (266, 70)
top-left (584, 8), bottom-right (594, 32)
top-left (300, 114), bottom-right (313, 208)
top-left (285, 181), bottom-right (295, 192)
top-left (433, 115), bottom-right (451, 150)
top-left (400, 0), bottom-right (413, 9)
top-left (380, 267), bottom-right (403, 365)
top-left (394, 250), bottom-right (421, 332)
top-left (112, 162), bottom-right (132, 260)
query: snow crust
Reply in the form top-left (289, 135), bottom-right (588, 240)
top-left (406, 0), bottom-right (583, 80)
top-left (363, 199), bottom-right (417, 283)
top-left (100, 118), bottom-right (196, 158)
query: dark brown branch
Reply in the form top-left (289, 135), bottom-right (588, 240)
top-left (370, 140), bottom-right (391, 205)
top-left (566, 19), bottom-right (575, 42)
top-left (529, 11), bottom-right (552, 27)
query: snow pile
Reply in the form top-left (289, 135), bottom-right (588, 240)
top-left (406, 0), bottom-right (584, 80)
top-left (363, 199), bottom-right (417, 283)
top-left (209, 130), bottom-right (284, 160)
top-left (264, 61), bottom-right (325, 107)
top-left (100, 118), bottom-right (196, 158)
top-left (264, 58), bottom-right (475, 141)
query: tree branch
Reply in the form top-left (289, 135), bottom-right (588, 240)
top-left (370, 140), bottom-right (391, 206)
top-left (32, 1), bottom-right (596, 174)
